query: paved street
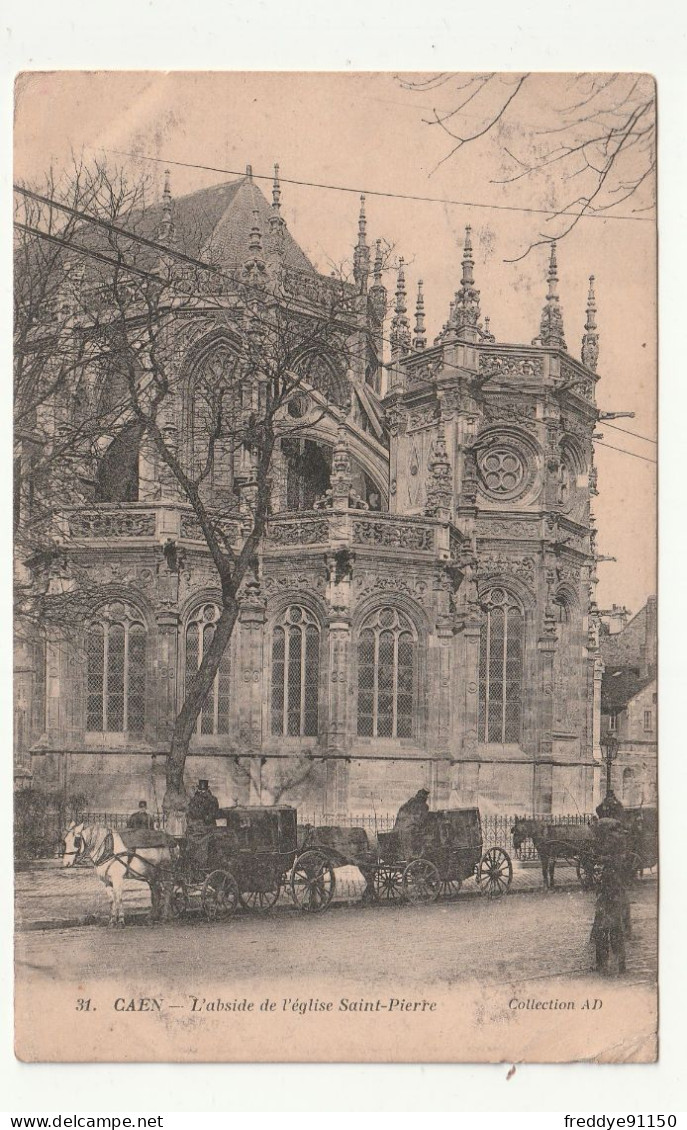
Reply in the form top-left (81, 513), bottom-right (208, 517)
top-left (15, 855), bottom-right (601, 930)
top-left (16, 875), bottom-right (657, 987)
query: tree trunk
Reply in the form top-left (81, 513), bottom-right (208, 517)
top-left (162, 598), bottom-right (240, 825)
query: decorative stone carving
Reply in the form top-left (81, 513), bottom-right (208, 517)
top-left (482, 399), bottom-right (538, 432)
top-left (383, 401), bottom-right (406, 436)
top-left (352, 518), bottom-right (434, 552)
top-left (425, 421), bottom-right (453, 517)
top-left (69, 510), bottom-right (156, 539)
top-left (479, 553), bottom-right (537, 589)
top-left (354, 573), bottom-right (428, 604)
top-left (560, 360), bottom-right (594, 401)
top-left (266, 518), bottom-right (330, 545)
top-left (479, 353), bottom-right (543, 379)
top-left (264, 573), bottom-right (327, 595)
top-left (477, 517), bottom-right (540, 538)
top-left (407, 405), bottom-right (439, 433)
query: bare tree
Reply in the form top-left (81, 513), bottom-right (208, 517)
top-left (399, 72), bottom-right (656, 258)
top-left (14, 161), bottom-right (364, 822)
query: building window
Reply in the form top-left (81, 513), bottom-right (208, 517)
top-left (357, 607), bottom-right (416, 739)
top-left (643, 709), bottom-right (653, 732)
top-left (191, 346), bottom-right (239, 483)
top-left (185, 604), bottom-right (231, 736)
top-left (271, 605), bottom-right (320, 737)
top-left (622, 767), bottom-right (636, 803)
top-left (479, 588), bottom-right (524, 744)
top-left (608, 713), bottom-right (618, 732)
top-left (86, 603), bottom-right (146, 733)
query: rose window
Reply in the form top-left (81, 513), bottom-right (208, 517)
top-left (478, 446), bottom-right (526, 498)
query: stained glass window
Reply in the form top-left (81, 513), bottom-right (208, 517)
top-left (86, 604), bottom-right (146, 733)
top-left (185, 604), bottom-right (231, 735)
top-left (271, 605), bottom-right (320, 737)
top-left (357, 607), bottom-right (416, 738)
top-left (478, 588), bottom-right (524, 744)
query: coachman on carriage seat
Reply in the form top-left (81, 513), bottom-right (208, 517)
top-left (187, 780), bottom-right (220, 830)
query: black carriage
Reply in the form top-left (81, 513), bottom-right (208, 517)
top-left (302, 807), bottom-right (513, 905)
top-left (624, 806), bottom-right (658, 874)
top-left (173, 805), bottom-right (336, 920)
top-left (576, 806), bottom-right (658, 889)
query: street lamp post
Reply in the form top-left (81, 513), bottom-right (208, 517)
top-left (600, 732), bottom-right (619, 797)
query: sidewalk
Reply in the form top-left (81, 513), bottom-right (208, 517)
top-left (14, 856), bottom-right (585, 931)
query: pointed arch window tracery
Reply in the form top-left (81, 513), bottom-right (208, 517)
top-left (271, 605), bottom-right (320, 737)
top-left (357, 607), bottom-right (416, 738)
top-left (86, 602), bottom-right (146, 733)
top-left (478, 588), bottom-right (524, 744)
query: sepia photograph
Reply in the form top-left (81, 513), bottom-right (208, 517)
top-left (12, 70), bottom-right (657, 1064)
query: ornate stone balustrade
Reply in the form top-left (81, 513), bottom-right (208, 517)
top-left (63, 504), bottom-right (462, 562)
top-left (352, 514), bottom-right (435, 553)
top-left (264, 508), bottom-right (451, 557)
top-left (67, 508), bottom-right (157, 540)
top-left (280, 267), bottom-right (358, 314)
top-left (64, 504), bottom-right (242, 546)
top-left (266, 516), bottom-right (331, 546)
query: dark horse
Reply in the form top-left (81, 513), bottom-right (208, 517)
top-left (511, 817), bottom-right (595, 889)
top-left (299, 825), bottom-right (379, 900)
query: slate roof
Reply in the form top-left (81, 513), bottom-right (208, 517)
top-left (138, 175), bottom-right (315, 274)
top-left (601, 665), bottom-right (655, 714)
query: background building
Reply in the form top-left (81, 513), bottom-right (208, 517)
top-left (15, 168), bottom-right (607, 816)
top-left (600, 597), bottom-right (657, 805)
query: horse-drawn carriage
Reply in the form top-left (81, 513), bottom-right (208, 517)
top-left (301, 807), bottom-right (513, 904)
top-left (172, 805), bottom-right (336, 920)
top-left (511, 806), bottom-right (658, 891)
top-left (62, 806), bottom-right (336, 925)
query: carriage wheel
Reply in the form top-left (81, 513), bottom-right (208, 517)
top-left (576, 858), bottom-right (603, 890)
top-left (201, 869), bottom-right (239, 921)
top-left (478, 848), bottom-right (513, 897)
top-left (402, 859), bottom-right (441, 905)
top-left (439, 877), bottom-right (462, 900)
top-left (239, 881), bottom-right (281, 912)
top-left (171, 879), bottom-right (189, 918)
top-left (374, 866), bottom-right (403, 901)
top-left (291, 850), bottom-right (335, 913)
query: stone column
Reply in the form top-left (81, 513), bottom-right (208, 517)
top-left (155, 611), bottom-right (180, 741)
top-left (326, 613), bottom-right (352, 813)
top-left (237, 599), bottom-right (267, 755)
top-left (535, 632), bottom-right (557, 813)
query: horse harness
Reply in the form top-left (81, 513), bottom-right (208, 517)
top-left (73, 828), bottom-right (167, 881)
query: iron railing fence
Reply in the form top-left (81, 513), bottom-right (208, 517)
top-left (57, 809), bottom-right (595, 863)
top-left (297, 811), bottom-right (595, 862)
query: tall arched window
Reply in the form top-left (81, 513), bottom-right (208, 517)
top-left (357, 607), bottom-right (416, 738)
top-left (185, 604), bottom-right (231, 735)
top-left (190, 345), bottom-right (240, 483)
top-left (271, 605), bottom-right (320, 737)
top-left (86, 602), bottom-right (146, 733)
top-left (552, 592), bottom-right (581, 732)
top-left (478, 588), bottom-right (524, 744)
top-left (295, 353), bottom-right (346, 406)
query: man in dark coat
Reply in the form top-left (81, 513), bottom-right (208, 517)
top-left (591, 859), bottom-right (630, 974)
top-left (394, 788), bottom-right (431, 858)
top-left (187, 780), bottom-right (220, 829)
top-left (596, 791), bottom-right (625, 821)
top-left (127, 800), bottom-right (154, 831)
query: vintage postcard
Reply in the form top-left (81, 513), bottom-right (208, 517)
top-left (13, 71), bottom-right (657, 1063)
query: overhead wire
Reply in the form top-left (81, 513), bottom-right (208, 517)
top-left (104, 148), bottom-right (654, 225)
top-left (16, 192), bottom-right (657, 467)
top-left (601, 421), bottom-right (656, 445)
top-left (593, 440), bottom-right (656, 464)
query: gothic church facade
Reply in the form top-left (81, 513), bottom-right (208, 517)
top-left (15, 167), bottom-right (605, 816)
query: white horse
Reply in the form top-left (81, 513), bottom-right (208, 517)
top-left (62, 822), bottom-right (175, 927)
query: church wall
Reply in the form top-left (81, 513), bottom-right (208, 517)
top-left (16, 228), bottom-right (602, 825)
